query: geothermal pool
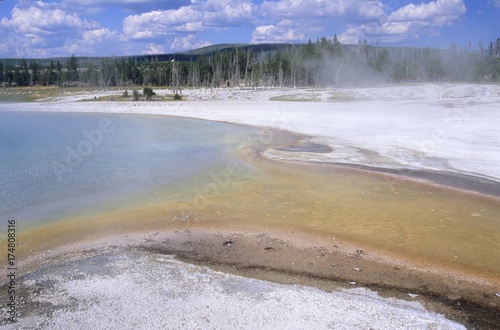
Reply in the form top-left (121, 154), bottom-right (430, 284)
top-left (0, 110), bottom-right (499, 328)
top-left (0, 111), bottom-right (262, 228)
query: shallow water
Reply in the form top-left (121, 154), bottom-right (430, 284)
top-left (0, 111), bottom-right (258, 227)
top-left (164, 154), bottom-right (500, 279)
top-left (1, 111), bottom-right (499, 282)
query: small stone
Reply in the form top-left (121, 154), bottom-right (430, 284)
top-left (349, 281), bottom-right (356, 285)
top-left (495, 292), bottom-right (500, 298)
top-left (408, 293), bottom-right (419, 298)
top-left (353, 267), bottom-right (361, 272)
top-left (222, 240), bottom-right (235, 246)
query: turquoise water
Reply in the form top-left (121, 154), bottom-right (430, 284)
top-left (0, 111), bottom-right (257, 227)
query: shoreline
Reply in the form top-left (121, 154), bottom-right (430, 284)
top-left (10, 226), bottom-right (500, 328)
top-left (150, 228), bottom-right (499, 329)
top-left (273, 156), bottom-right (500, 200)
top-left (3, 104), bottom-right (500, 200)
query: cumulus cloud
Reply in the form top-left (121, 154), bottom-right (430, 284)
top-left (63, 0), bottom-right (192, 13)
top-left (252, 0), bottom-right (385, 42)
top-left (81, 28), bottom-right (119, 45)
top-left (260, 0), bottom-right (385, 21)
top-left (339, 0), bottom-right (466, 44)
top-left (0, 1), bottom-right (99, 36)
top-left (143, 43), bottom-right (168, 55)
top-left (256, 0), bottom-right (387, 44)
top-left (388, 0), bottom-right (466, 26)
top-left (199, 0), bottom-right (254, 25)
top-left (122, 0), bottom-right (253, 41)
top-left (123, 7), bottom-right (201, 39)
top-left (0, 1), bottom-right (103, 56)
top-left (170, 34), bottom-right (211, 51)
top-left (252, 25), bottom-right (305, 43)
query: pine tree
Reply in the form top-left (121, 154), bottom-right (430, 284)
top-left (67, 54), bottom-right (79, 82)
top-left (56, 61), bottom-right (63, 85)
top-left (18, 59), bottom-right (30, 86)
top-left (29, 61), bottom-right (39, 85)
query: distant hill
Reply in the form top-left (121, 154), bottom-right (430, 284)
top-left (180, 43), bottom-right (296, 56)
top-left (0, 43), bottom-right (300, 64)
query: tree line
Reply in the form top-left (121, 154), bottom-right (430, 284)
top-left (1, 37), bottom-right (499, 89)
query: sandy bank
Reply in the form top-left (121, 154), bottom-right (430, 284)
top-left (7, 227), bottom-right (498, 329)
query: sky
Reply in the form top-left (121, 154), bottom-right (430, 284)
top-left (0, 0), bottom-right (499, 58)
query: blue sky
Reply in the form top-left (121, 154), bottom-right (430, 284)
top-left (0, 0), bottom-right (499, 58)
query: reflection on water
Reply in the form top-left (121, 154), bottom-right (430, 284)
top-left (1, 111), bottom-right (499, 281)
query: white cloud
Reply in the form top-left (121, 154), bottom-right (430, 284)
top-left (122, 0), bottom-right (254, 41)
top-left (198, 0), bottom-right (254, 24)
top-left (81, 28), bottom-right (119, 45)
top-left (252, 25), bottom-right (305, 43)
top-left (338, 0), bottom-right (466, 44)
top-left (1, 1), bottom-right (99, 36)
top-left (256, 0), bottom-right (389, 44)
top-left (492, 0), bottom-right (500, 7)
top-left (143, 43), bottom-right (168, 55)
top-left (260, 0), bottom-right (385, 21)
top-left (170, 34), bottom-right (211, 51)
top-left (0, 1), bottom-right (104, 57)
top-left (338, 27), bottom-right (363, 44)
top-left (123, 7), bottom-right (201, 39)
top-left (388, 0), bottom-right (466, 27)
top-left (66, 0), bottom-right (161, 4)
top-left (63, 0), bottom-right (192, 13)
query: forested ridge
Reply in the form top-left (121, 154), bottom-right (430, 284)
top-left (1, 36), bottom-right (499, 89)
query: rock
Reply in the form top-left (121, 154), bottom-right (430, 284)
top-left (222, 240), bottom-right (235, 246)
